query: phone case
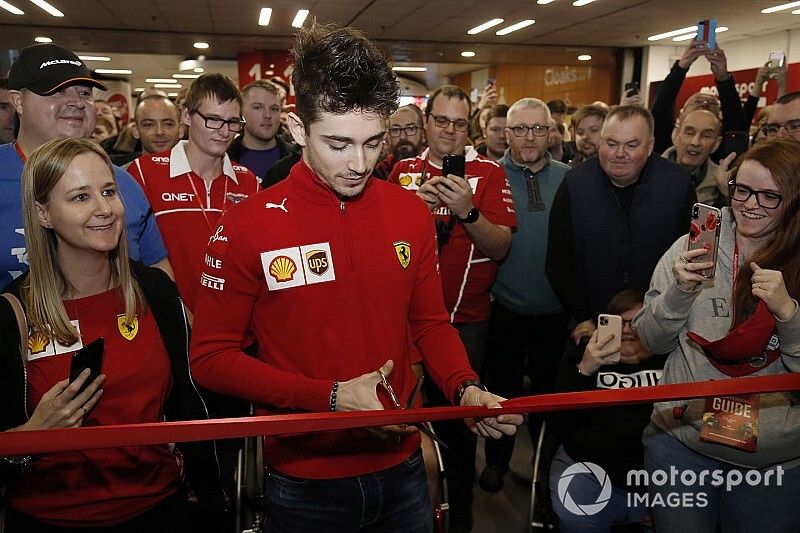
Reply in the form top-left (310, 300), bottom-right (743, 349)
top-left (769, 51), bottom-right (785, 69)
top-left (721, 131), bottom-right (749, 160)
top-left (697, 19), bottom-right (717, 49)
top-left (442, 154), bottom-right (466, 178)
top-left (687, 203), bottom-right (722, 279)
top-left (69, 337), bottom-right (104, 393)
top-left (597, 314), bottom-right (622, 362)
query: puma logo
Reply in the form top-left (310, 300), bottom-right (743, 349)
top-left (265, 197), bottom-right (288, 213)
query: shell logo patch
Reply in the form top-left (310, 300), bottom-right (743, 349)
top-left (269, 255), bottom-right (298, 282)
top-left (394, 241), bottom-right (411, 269)
top-left (118, 315), bottom-right (139, 341)
top-left (28, 330), bottom-right (50, 355)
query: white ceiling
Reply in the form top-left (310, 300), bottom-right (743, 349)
top-left (1, 0), bottom-right (799, 90)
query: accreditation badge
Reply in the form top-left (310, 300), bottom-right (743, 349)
top-left (699, 394), bottom-right (759, 452)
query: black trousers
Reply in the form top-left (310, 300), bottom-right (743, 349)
top-left (424, 320), bottom-right (487, 533)
top-left (482, 301), bottom-right (569, 469)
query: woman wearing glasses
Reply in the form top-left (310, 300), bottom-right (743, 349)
top-left (634, 138), bottom-right (800, 531)
top-left (548, 290), bottom-right (666, 532)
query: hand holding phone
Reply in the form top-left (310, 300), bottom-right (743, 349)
top-left (442, 154), bottom-right (466, 179)
top-left (721, 131), bottom-right (749, 161)
top-left (697, 19), bottom-right (718, 49)
top-left (69, 337), bottom-right (105, 394)
top-left (687, 203), bottom-right (722, 279)
top-left (597, 314), bottom-right (622, 363)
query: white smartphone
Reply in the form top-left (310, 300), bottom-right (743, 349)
top-left (597, 314), bottom-right (622, 363)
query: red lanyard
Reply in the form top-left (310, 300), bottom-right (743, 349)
top-left (14, 142), bottom-right (26, 162)
top-left (185, 172), bottom-right (229, 233)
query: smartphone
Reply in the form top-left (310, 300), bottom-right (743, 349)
top-left (442, 154), bottom-right (466, 179)
top-left (768, 51), bottom-right (786, 69)
top-left (624, 81), bottom-right (640, 96)
top-left (721, 131), bottom-right (749, 161)
top-left (597, 314), bottom-right (622, 362)
top-left (687, 203), bottom-right (722, 279)
top-left (697, 19), bottom-right (717, 49)
top-left (69, 337), bottom-right (104, 394)
top-left (485, 78), bottom-right (495, 90)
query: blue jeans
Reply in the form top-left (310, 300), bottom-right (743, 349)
top-left (263, 449), bottom-right (433, 532)
top-left (643, 424), bottom-right (800, 533)
top-left (549, 445), bottom-right (648, 532)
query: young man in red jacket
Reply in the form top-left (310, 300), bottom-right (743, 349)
top-left (189, 23), bottom-right (522, 532)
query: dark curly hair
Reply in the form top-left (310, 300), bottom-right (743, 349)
top-left (291, 22), bottom-right (399, 126)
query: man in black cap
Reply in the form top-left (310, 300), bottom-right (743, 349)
top-left (0, 43), bottom-right (171, 290)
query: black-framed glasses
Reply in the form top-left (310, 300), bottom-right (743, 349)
top-left (388, 125), bottom-right (421, 137)
top-left (761, 120), bottom-right (800, 137)
top-left (728, 181), bottom-right (783, 209)
top-left (507, 124), bottom-right (549, 137)
top-left (194, 110), bottom-right (246, 132)
top-left (621, 319), bottom-right (634, 328)
top-left (429, 114), bottom-right (469, 132)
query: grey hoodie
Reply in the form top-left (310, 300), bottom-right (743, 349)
top-left (634, 207), bottom-right (800, 469)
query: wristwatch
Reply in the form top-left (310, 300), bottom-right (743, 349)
top-left (454, 379), bottom-right (488, 405)
top-left (456, 207), bottom-right (480, 224)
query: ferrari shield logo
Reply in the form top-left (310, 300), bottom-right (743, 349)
top-left (393, 241), bottom-right (411, 269)
top-left (117, 315), bottom-right (139, 341)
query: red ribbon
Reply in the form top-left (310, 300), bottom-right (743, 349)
top-left (1, 373), bottom-right (798, 456)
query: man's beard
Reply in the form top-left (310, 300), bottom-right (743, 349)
top-left (393, 141), bottom-right (419, 160)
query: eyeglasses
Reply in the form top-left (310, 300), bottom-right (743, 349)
top-left (621, 319), bottom-right (634, 328)
top-left (194, 110), bottom-right (246, 133)
top-left (388, 125), bottom-right (421, 137)
top-left (728, 181), bottom-right (783, 209)
top-left (761, 120), bottom-right (800, 137)
top-left (507, 124), bottom-right (549, 137)
top-left (429, 114), bottom-right (469, 132)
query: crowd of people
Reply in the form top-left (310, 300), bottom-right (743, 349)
top-left (0, 23), bottom-right (798, 533)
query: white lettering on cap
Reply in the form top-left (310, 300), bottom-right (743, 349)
top-left (40, 59), bottom-right (83, 69)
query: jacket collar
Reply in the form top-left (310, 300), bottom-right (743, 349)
top-left (169, 140), bottom-right (238, 184)
top-left (287, 157), bottom-right (376, 207)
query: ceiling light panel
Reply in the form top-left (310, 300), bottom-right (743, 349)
top-left (496, 20), bottom-right (535, 35)
top-left (292, 9), bottom-right (309, 28)
top-left (95, 68), bottom-right (132, 74)
top-left (761, 1), bottom-right (800, 13)
top-left (0, 1), bottom-right (24, 15)
top-left (467, 18), bottom-right (504, 35)
top-left (29, 0), bottom-right (63, 16)
top-left (258, 7), bottom-right (272, 26)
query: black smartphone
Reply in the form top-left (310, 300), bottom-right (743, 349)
top-left (69, 337), bottom-right (104, 393)
top-left (721, 131), bottom-right (749, 160)
top-left (624, 81), bottom-right (639, 96)
top-left (442, 154), bottom-right (466, 179)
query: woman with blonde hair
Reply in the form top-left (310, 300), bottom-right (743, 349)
top-left (0, 138), bottom-right (223, 531)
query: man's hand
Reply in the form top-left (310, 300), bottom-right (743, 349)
top-left (577, 330), bottom-right (619, 376)
top-left (477, 86), bottom-right (498, 111)
top-left (678, 40), bottom-right (706, 70)
top-left (336, 360), bottom-right (418, 441)
top-left (571, 319), bottom-right (596, 345)
top-left (416, 179), bottom-right (442, 212)
top-left (715, 151), bottom-right (736, 196)
top-left (459, 387), bottom-right (522, 439)
top-left (435, 174), bottom-right (474, 219)
top-left (706, 47), bottom-right (730, 82)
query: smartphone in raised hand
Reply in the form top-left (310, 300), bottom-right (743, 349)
top-left (442, 154), bottom-right (466, 179)
top-left (697, 19), bottom-right (717, 49)
top-left (687, 203), bottom-right (722, 279)
top-left (597, 314), bottom-right (622, 363)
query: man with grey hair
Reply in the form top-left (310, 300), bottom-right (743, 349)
top-left (546, 106), bottom-right (695, 344)
top-left (479, 97), bottom-right (572, 492)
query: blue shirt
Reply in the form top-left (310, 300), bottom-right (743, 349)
top-left (0, 143), bottom-right (168, 290)
top-left (238, 145), bottom-right (282, 180)
top-left (492, 151), bottom-right (567, 315)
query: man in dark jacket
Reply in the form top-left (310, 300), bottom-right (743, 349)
top-left (546, 105), bottom-right (696, 344)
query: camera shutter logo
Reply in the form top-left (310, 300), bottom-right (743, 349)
top-left (557, 462), bottom-right (613, 515)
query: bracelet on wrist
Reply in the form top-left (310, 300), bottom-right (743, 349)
top-left (329, 381), bottom-right (339, 412)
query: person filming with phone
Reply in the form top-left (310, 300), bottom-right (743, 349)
top-left (634, 138), bottom-right (800, 531)
top-left (389, 84), bottom-right (516, 531)
top-left (548, 290), bottom-right (667, 532)
top-left (0, 138), bottom-right (224, 531)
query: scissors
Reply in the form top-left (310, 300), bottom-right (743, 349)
top-left (377, 370), bottom-right (449, 449)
